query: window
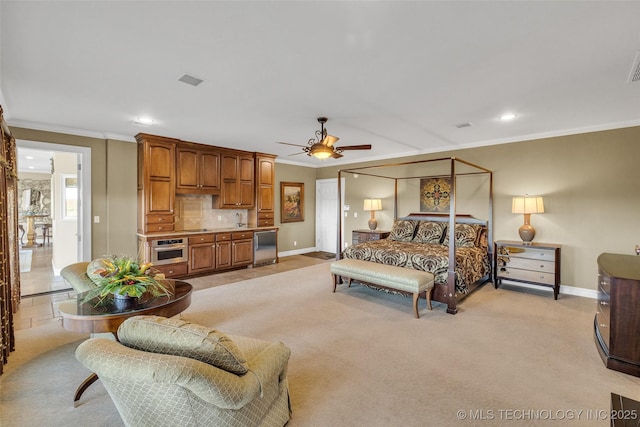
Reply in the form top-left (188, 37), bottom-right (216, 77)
top-left (62, 174), bottom-right (78, 220)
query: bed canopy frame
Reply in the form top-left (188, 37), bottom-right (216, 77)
top-left (337, 157), bottom-right (493, 314)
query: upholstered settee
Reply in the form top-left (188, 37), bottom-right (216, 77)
top-left (75, 315), bottom-right (292, 427)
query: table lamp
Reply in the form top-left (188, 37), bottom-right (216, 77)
top-left (512, 195), bottom-right (544, 244)
top-left (363, 198), bottom-right (382, 231)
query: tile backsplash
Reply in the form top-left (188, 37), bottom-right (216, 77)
top-left (175, 194), bottom-right (248, 230)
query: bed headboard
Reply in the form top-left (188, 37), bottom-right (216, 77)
top-left (400, 213), bottom-right (487, 226)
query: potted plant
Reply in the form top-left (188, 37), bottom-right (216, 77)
top-left (83, 255), bottom-right (172, 304)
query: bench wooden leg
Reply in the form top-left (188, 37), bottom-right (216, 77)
top-left (332, 273), bottom-right (337, 292)
top-left (412, 292), bottom-right (420, 318)
top-left (426, 288), bottom-right (433, 310)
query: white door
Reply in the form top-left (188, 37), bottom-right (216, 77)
top-left (315, 178), bottom-right (345, 254)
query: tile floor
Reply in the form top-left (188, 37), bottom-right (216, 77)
top-left (15, 250), bottom-right (333, 331)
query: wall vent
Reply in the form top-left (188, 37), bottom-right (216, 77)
top-left (628, 51), bottom-right (640, 83)
top-left (179, 74), bottom-right (204, 87)
top-left (455, 122), bottom-right (472, 128)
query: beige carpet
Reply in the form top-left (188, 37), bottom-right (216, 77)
top-left (2, 263), bottom-right (640, 426)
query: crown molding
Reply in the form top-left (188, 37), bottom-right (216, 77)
top-left (6, 119), bottom-right (136, 142)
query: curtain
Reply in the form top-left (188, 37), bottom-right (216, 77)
top-left (0, 104), bottom-right (20, 374)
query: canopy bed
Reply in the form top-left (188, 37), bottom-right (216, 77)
top-left (337, 157), bottom-right (493, 315)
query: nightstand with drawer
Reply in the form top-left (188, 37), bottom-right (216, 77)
top-left (352, 230), bottom-right (390, 245)
top-left (494, 240), bottom-right (561, 299)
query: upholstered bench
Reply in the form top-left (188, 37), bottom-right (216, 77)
top-left (330, 259), bottom-right (435, 318)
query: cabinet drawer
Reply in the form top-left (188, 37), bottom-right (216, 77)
top-left (506, 257), bottom-right (555, 273)
top-left (506, 246), bottom-right (555, 261)
top-left (146, 223), bottom-right (174, 233)
top-left (153, 262), bottom-right (188, 278)
top-left (497, 267), bottom-right (555, 285)
top-left (147, 214), bottom-right (174, 224)
top-left (189, 234), bottom-right (214, 245)
top-left (216, 233), bottom-right (232, 242)
top-left (595, 309), bottom-right (610, 347)
top-left (258, 212), bottom-right (274, 220)
top-left (232, 231), bottom-right (254, 240)
top-left (257, 219), bottom-right (274, 227)
top-left (598, 273), bottom-right (611, 295)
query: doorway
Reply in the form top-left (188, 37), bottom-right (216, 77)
top-left (16, 140), bottom-right (91, 296)
top-left (315, 178), bottom-right (345, 254)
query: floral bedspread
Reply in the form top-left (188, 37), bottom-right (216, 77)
top-left (342, 239), bottom-right (491, 294)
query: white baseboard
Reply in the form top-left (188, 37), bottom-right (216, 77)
top-left (500, 280), bottom-right (598, 299)
top-left (278, 247), bottom-right (318, 258)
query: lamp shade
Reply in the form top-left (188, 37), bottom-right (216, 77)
top-left (512, 196), bottom-right (544, 214)
top-left (363, 198), bottom-right (382, 211)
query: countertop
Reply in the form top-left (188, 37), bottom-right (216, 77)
top-left (137, 226), bottom-right (278, 239)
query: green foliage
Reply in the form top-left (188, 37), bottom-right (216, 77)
top-left (82, 256), bottom-right (172, 304)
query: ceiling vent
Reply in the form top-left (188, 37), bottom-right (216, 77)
top-left (628, 52), bottom-right (640, 83)
top-left (455, 122), bottom-right (472, 128)
top-left (178, 74), bottom-right (204, 87)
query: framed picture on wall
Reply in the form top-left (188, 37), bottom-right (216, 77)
top-left (419, 177), bottom-right (451, 212)
top-left (281, 182), bottom-right (304, 223)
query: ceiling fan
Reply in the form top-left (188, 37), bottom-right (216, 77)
top-left (277, 117), bottom-right (372, 159)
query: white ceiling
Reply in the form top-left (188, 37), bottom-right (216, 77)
top-left (2, 1), bottom-right (640, 167)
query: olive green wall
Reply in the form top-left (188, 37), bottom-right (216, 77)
top-left (273, 162), bottom-right (317, 253)
top-left (11, 127), bottom-right (137, 258)
top-left (317, 126), bottom-right (640, 291)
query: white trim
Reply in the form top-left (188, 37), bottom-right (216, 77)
top-left (7, 119), bottom-right (135, 143)
top-left (499, 280), bottom-right (597, 299)
top-left (279, 247), bottom-right (318, 258)
top-left (16, 139), bottom-right (92, 261)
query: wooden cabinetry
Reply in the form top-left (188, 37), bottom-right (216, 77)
top-left (594, 253), bottom-right (640, 377)
top-left (352, 229), bottom-right (390, 245)
top-left (153, 262), bottom-right (188, 278)
top-left (215, 233), bottom-right (232, 270)
top-left (253, 154), bottom-right (276, 226)
top-left (232, 231), bottom-right (254, 267)
top-left (188, 234), bottom-right (215, 274)
top-left (136, 134), bottom-right (177, 233)
top-left (176, 144), bottom-right (220, 194)
top-left (494, 240), bottom-right (561, 299)
top-left (219, 150), bottom-right (254, 209)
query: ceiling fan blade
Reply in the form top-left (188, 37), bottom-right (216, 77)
top-left (336, 144), bottom-right (372, 151)
top-left (331, 152), bottom-right (343, 159)
top-left (322, 135), bottom-right (339, 147)
top-left (288, 151), bottom-right (305, 156)
top-left (276, 141), bottom-right (307, 148)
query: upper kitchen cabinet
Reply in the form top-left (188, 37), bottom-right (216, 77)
top-left (136, 133), bottom-right (178, 233)
top-left (250, 153), bottom-right (276, 227)
top-left (219, 150), bottom-right (255, 209)
top-left (176, 143), bottom-right (220, 194)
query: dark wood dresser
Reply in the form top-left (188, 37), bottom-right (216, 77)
top-left (594, 253), bottom-right (640, 377)
top-left (352, 229), bottom-right (390, 245)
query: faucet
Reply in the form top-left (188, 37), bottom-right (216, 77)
top-left (236, 213), bottom-right (246, 228)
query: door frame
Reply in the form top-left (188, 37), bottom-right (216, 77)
top-left (16, 139), bottom-right (92, 262)
top-left (315, 177), bottom-right (345, 254)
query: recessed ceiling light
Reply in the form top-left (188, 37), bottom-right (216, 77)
top-left (499, 113), bottom-right (517, 121)
top-left (28, 166), bottom-right (34, 169)
top-left (134, 117), bottom-right (154, 126)
top-left (25, 155), bottom-right (34, 160)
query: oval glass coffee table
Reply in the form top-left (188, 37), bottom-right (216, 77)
top-left (58, 280), bottom-right (193, 405)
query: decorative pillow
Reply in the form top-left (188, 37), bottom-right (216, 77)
top-left (86, 257), bottom-right (110, 285)
top-left (117, 315), bottom-right (249, 375)
top-left (412, 221), bottom-right (447, 244)
top-left (441, 223), bottom-right (485, 248)
top-left (388, 220), bottom-right (418, 242)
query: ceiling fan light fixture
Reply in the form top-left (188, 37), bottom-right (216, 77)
top-left (322, 134), bottom-right (339, 147)
top-left (309, 144), bottom-right (334, 159)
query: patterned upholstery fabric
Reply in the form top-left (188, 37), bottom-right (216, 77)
top-left (412, 221), bottom-right (447, 244)
top-left (60, 262), bottom-right (96, 293)
top-left (342, 239), bottom-right (490, 294)
top-left (388, 220), bottom-right (418, 242)
top-left (118, 316), bottom-right (249, 375)
top-left (441, 223), bottom-right (486, 248)
top-left (75, 317), bottom-right (292, 427)
top-left (86, 257), bottom-right (110, 285)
